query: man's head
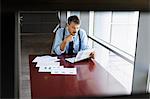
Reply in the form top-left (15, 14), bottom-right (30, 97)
top-left (67, 15), bottom-right (80, 36)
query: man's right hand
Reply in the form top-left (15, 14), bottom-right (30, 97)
top-left (60, 34), bottom-right (73, 51)
top-left (65, 34), bottom-right (73, 42)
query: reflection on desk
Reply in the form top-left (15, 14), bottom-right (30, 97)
top-left (29, 54), bottom-right (129, 99)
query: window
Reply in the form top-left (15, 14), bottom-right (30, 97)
top-left (89, 11), bottom-right (139, 93)
top-left (92, 11), bottom-right (139, 57)
top-left (111, 12), bottom-right (139, 56)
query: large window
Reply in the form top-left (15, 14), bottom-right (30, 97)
top-left (92, 11), bottom-right (139, 57)
top-left (89, 11), bottom-right (139, 93)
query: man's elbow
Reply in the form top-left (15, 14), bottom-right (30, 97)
top-left (56, 52), bottom-right (61, 56)
top-left (54, 49), bottom-right (62, 55)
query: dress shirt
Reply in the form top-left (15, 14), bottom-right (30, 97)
top-left (53, 27), bottom-right (89, 55)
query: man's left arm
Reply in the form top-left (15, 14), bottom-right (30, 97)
top-left (80, 29), bottom-right (95, 59)
top-left (80, 29), bottom-right (89, 50)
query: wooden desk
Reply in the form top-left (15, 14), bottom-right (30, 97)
top-left (29, 55), bottom-right (129, 98)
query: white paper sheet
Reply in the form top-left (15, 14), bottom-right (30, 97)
top-left (32, 56), bottom-right (41, 62)
top-left (32, 55), bottom-right (58, 63)
top-left (38, 66), bottom-right (64, 72)
top-left (65, 48), bottom-right (95, 63)
top-left (32, 55), bottom-right (77, 75)
top-left (51, 68), bottom-right (77, 75)
top-left (36, 61), bottom-right (60, 67)
top-left (75, 48), bottom-right (95, 62)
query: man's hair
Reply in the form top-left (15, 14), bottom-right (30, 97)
top-left (67, 15), bottom-right (80, 25)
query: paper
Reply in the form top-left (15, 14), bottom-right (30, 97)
top-left (65, 48), bottom-right (95, 63)
top-left (38, 66), bottom-right (52, 72)
top-left (32, 55), bottom-right (77, 75)
top-left (75, 48), bottom-right (95, 61)
top-left (65, 57), bottom-right (76, 63)
top-left (32, 56), bottom-right (41, 62)
top-left (38, 66), bottom-right (64, 72)
top-left (36, 61), bottom-right (60, 67)
top-left (51, 68), bottom-right (77, 75)
top-left (32, 55), bottom-right (58, 63)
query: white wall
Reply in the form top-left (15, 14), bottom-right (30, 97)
top-left (132, 12), bottom-right (150, 93)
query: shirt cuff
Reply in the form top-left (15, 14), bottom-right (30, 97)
top-left (56, 46), bottom-right (66, 55)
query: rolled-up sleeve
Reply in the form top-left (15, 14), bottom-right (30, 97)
top-left (53, 28), bottom-right (66, 55)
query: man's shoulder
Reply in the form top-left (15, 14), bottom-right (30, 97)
top-left (57, 27), bottom-right (65, 31)
top-left (56, 27), bottom-right (65, 34)
top-left (79, 28), bottom-right (85, 32)
top-left (79, 28), bottom-right (86, 35)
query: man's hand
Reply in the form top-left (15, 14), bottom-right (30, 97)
top-left (60, 34), bottom-right (73, 51)
top-left (89, 51), bottom-right (95, 59)
top-left (65, 34), bottom-right (73, 42)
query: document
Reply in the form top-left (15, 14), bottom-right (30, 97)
top-left (38, 66), bottom-right (64, 72)
top-left (36, 61), bottom-right (60, 67)
top-left (32, 56), bottom-right (41, 62)
top-left (32, 55), bottom-right (77, 75)
top-left (51, 68), bottom-right (77, 75)
top-left (32, 55), bottom-right (58, 63)
top-left (38, 65), bottom-right (77, 75)
top-left (65, 48), bottom-right (95, 63)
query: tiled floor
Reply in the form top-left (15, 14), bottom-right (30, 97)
top-left (20, 33), bottom-right (53, 99)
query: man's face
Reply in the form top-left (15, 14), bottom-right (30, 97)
top-left (67, 22), bottom-right (80, 36)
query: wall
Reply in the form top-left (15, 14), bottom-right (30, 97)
top-left (132, 12), bottom-right (150, 93)
top-left (20, 11), bottom-right (59, 33)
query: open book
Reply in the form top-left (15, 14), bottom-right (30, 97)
top-left (65, 48), bottom-right (95, 63)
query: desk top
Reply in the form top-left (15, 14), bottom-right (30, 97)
top-left (29, 55), bottom-right (129, 98)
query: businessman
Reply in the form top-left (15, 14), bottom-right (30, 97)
top-left (53, 15), bottom-right (95, 58)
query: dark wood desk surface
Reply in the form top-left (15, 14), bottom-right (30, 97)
top-left (29, 55), bottom-right (129, 99)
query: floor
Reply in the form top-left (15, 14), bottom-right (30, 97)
top-left (94, 48), bottom-right (134, 93)
top-left (20, 33), bottom-right (53, 99)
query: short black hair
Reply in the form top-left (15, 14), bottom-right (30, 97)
top-left (67, 15), bottom-right (80, 25)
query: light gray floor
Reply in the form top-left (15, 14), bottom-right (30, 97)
top-left (20, 33), bottom-right (53, 99)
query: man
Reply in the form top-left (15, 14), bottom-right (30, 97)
top-left (53, 15), bottom-right (95, 58)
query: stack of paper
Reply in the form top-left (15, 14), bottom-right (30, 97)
top-left (32, 55), bottom-right (77, 75)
